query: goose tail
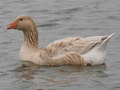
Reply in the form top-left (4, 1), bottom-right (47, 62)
top-left (97, 33), bottom-right (115, 52)
top-left (82, 33), bottom-right (114, 66)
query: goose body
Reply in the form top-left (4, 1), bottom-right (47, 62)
top-left (7, 15), bottom-right (114, 67)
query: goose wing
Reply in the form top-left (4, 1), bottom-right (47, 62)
top-left (39, 36), bottom-right (107, 61)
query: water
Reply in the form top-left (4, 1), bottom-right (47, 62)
top-left (0, 0), bottom-right (120, 90)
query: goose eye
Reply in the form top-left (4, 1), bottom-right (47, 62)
top-left (20, 19), bottom-right (23, 21)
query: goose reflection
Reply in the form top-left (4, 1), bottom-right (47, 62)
top-left (20, 64), bottom-right (107, 85)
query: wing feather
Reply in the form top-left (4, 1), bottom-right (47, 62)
top-left (41, 52), bottom-right (85, 66)
top-left (39, 36), bottom-right (108, 61)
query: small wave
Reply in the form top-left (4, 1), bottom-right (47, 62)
top-left (37, 23), bottom-right (58, 27)
top-left (106, 16), bottom-right (120, 21)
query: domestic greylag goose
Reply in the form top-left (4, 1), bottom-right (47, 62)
top-left (7, 15), bottom-right (114, 67)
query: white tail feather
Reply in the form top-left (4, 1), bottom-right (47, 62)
top-left (82, 33), bottom-right (114, 65)
top-left (97, 33), bottom-right (115, 52)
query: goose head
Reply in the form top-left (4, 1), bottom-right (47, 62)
top-left (7, 15), bottom-right (35, 31)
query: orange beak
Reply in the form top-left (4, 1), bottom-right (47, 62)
top-left (7, 21), bottom-right (17, 29)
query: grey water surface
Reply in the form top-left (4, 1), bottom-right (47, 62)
top-left (0, 0), bottom-right (120, 90)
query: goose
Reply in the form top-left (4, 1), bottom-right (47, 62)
top-left (7, 15), bottom-right (114, 67)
